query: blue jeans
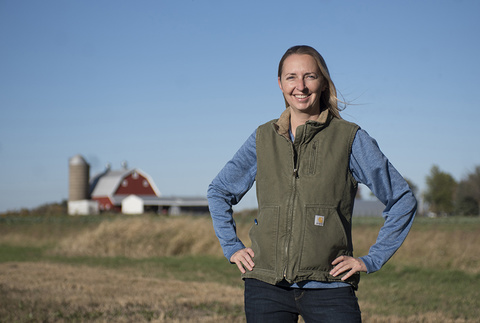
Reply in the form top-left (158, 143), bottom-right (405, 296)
top-left (244, 278), bottom-right (362, 323)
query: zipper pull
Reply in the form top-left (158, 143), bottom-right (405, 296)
top-left (293, 168), bottom-right (299, 178)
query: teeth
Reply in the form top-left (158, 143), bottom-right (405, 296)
top-left (295, 95), bottom-right (308, 98)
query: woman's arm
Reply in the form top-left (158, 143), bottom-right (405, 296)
top-left (207, 130), bottom-right (257, 261)
top-left (349, 129), bottom-right (417, 274)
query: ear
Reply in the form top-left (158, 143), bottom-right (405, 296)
top-left (278, 77), bottom-right (283, 91)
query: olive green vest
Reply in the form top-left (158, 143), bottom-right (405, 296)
top-left (242, 108), bottom-right (360, 289)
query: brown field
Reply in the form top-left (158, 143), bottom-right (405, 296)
top-left (0, 262), bottom-right (244, 322)
top-left (1, 214), bottom-right (479, 322)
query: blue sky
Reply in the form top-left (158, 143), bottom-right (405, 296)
top-left (1, 0), bottom-right (479, 213)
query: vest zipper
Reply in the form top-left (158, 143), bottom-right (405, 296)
top-left (283, 126), bottom-right (304, 282)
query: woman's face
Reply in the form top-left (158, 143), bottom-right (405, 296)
top-left (278, 54), bottom-right (326, 116)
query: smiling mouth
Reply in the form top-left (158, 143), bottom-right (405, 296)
top-left (294, 94), bottom-right (309, 99)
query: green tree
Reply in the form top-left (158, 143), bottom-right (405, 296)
top-left (424, 165), bottom-right (457, 216)
top-left (455, 166), bottom-right (480, 216)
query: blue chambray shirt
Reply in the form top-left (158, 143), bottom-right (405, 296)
top-left (207, 127), bottom-right (417, 289)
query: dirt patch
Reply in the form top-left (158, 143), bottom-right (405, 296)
top-left (0, 262), bottom-right (244, 322)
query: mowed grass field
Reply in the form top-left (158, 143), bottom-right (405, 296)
top-left (0, 212), bottom-right (479, 322)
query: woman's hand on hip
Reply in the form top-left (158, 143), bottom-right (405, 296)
top-left (230, 248), bottom-right (255, 274)
top-left (330, 255), bottom-right (367, 280)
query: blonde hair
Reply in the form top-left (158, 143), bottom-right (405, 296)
top-left (278, 45), bottom-right (343, 119)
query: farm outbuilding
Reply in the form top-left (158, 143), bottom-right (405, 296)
top-left (352, 199), bottom-right (385, 217)
top-left (121, 195), bottom-right (209, 215)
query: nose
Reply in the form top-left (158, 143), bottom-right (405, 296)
top-left (295, 78), bottom-right (306, 91)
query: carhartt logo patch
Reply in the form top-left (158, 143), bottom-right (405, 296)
top-left (314, 215), bottom-right (325, 226)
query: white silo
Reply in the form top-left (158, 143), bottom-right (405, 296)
top-left (68, 154), bottom-right (90, 201)
top-left (68, 155), bottom-right (98, 215)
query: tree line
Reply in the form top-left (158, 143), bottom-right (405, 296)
top-left (422, 165), bottom-right (480, 216)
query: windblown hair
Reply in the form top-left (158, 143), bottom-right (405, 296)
top-left (278, 45), bottom-right (344, 119)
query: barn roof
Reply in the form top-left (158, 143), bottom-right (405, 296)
top-left (90, 168), bottom-right (161, 198)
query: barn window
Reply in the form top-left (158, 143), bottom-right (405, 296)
top-left (122, 180), bottom-right (128, 187)
top-left (132, 172), bottom-right (139, 180)
top-left (143, 180), bottom-right (149, 187)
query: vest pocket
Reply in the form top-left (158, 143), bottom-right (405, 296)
top-left (298, 205), bottom-right (349, 271)
top-left (248, 205), bottom-right (280, 271)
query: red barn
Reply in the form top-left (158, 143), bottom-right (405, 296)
top-left (90, 166), bottom-right (160, 212)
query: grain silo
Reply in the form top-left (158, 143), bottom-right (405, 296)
top-left (68, 154), bottom-right (90, 201)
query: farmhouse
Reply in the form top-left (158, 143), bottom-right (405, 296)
top-left (68, 154), bottom-right (208, 215)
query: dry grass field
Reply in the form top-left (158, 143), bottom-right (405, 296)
top-left (1, 213), bottom-right (479, 322)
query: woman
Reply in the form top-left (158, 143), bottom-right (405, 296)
top-left (207, 45), bottom-right (417, 322)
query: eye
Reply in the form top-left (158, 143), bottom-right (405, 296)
top-left (306, 74), bottom-right (318, 79)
